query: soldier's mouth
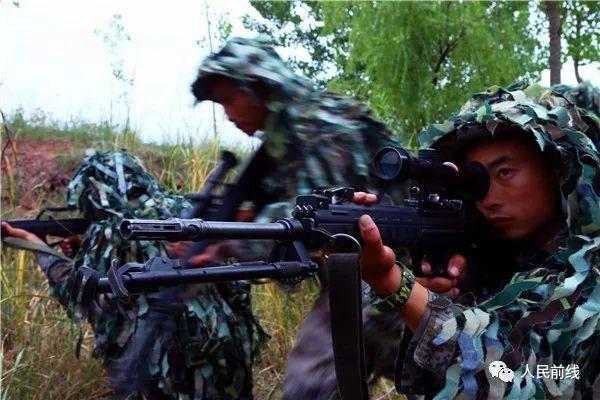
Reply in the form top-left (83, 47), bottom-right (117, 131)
top-left (489, 217), bottom-right (513, 228)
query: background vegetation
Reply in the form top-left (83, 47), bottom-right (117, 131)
top-left (2, 1), bottom-right (598, 399)
top-left (245, 0), bottom-right (598, 145)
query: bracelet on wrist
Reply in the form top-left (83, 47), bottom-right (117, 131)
top-left (368, 263), bottom-right (415, 313)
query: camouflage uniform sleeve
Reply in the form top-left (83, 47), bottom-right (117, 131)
top-left (394, 294), bottom-right (458, 396)
top-left (395, 244), bottom-right (600, 399)
top-left (36, 253), bottom-right (75, 308)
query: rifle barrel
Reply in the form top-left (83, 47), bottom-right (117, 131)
top-left (119, 218), bottom-right (304, 241)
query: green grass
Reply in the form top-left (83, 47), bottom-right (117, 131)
top-left (1, 113), bottom-right (399, 399)
top-left (7, 109), bottom-right (120, 147)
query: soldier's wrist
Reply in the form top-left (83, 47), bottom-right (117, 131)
top-left (368, 263), bottom-right (415, 313)
top-left (371, 264), bottom-right (404, 296)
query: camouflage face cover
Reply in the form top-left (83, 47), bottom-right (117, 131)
top-left (66, 149), bottom-right (161, 219)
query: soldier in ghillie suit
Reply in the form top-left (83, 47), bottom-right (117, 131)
top-left (355, 82), bottom-right (600, 398)
top-left (2, 149), bottom-right (266, 399)
top-left (185, 35), bottom-right (468, 399)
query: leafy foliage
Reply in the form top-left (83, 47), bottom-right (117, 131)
top-left (562, 0), bottom-right (599, 83)
top-left (246, 1), bottom-right (545, 145)
top-left (245, 1), bottom-right (345, 85)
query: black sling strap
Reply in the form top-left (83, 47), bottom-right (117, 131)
top-left (328, 253), bottom-right (369, 400)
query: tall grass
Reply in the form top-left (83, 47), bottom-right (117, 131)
top-left (1, 113), bottom-right (398, 399)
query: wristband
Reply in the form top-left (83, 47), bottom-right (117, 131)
top-left (369, 263), bottom-right (415, 313)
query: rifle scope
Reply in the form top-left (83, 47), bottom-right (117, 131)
top-left (373, 146), bottom-right (489, 201)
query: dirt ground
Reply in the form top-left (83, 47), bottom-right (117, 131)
top-left (1, 139), bottom-right (83, 216)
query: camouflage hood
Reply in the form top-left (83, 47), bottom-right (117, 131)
top-left (191, 35), bottom-right (314, 110)
top-left (66, 149), bottom-right (190, 274)
top-left (192, 35), bottom-right (393, 174)
top-left (419, 82), bottom-right (600, 239)
top-left (67, 149), bottom-right (161, 219)
top-left (415, 84), bottom-right (600, 399)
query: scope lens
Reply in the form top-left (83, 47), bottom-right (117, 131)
top-left (374, 147), bottom-right (402, 180)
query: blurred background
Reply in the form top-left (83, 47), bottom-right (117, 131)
top-left (1, 1), bottom-right (598, 399)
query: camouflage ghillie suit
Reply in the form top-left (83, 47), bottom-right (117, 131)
top-left (388, 82), bottom-right (600, 398)
top-left (192, 36), bottom-right (402, 399)
top-left (36, 149), bottom-right (266, 399)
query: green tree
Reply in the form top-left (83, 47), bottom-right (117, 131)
top-left (246, 1), bottom-right (544, 145)
top-left (245, 1), bottom-right (344, 85)
top-left (563, 0), bottom-right (599, 84)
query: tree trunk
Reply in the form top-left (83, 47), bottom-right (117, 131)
top-left (573, 58), bottom-right (582, 83)
top-left (545, 1), bottom-right (562, 85)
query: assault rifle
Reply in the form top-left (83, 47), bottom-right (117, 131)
top-left (75, 146), bottom-right (490, 400)
top-left (179, 143), bottom-right (276, 261)
top-left (79, 145), bottom-right (491, 297)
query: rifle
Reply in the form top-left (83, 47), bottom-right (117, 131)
top-left (80, 145), bottom-right (492, 294)
top-left (75, 146), bottom-right (490, 400)
top-left (113, 146), bottom-right (489, 277)
top-left (1, 207), bottom-right (90, 244)
top-left (75, 147), bottom-right (489, 399)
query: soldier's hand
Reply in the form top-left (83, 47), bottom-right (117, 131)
top-left (167, 241), bottom-right (193, 258)
top-left (358, 214), bottom-right (402, 295)
top-left (1, 222), bottom-right (45, 245)
top-left (353, 191), bottom-right (378, 205)
top-left (59, 235), bottom-right (81, 257)
top-left (187, 243), bottom-right (228, 267)
top-left (167, 241), bottom-right (225, 267)
top-left (415, 255), bottom-right (467, 297)
top-left (353, 192), bottom-right (400, 294)
top-left (353, 192), bottom-right (467, 297)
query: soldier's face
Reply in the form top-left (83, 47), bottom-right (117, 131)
top-left (464, 138), bottom-right (564, 245)
top-left (210, 78), bottom-right (268, 136)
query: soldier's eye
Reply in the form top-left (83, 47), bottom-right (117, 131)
top-left (497, 168), bottom-right (515, 179)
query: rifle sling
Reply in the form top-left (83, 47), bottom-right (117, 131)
top-left (328, 253), bottom-right (369, 400)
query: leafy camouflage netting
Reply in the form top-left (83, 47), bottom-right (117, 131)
top-left (414, 83), bottom-right (600, 398)
top-left (49, 149), bottom-right (267, 399)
